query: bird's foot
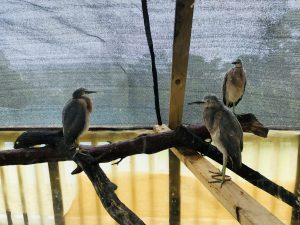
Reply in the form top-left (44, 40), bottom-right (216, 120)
top-left (208, 170), bottom-right (231, 188)
top-left (68, 143), bottom-right (79, 151)
top-left (208, 177), bottom-right (231, 188)
top-left (208, 170), bottom-right (230, 177)
top-left (75, 146), bottom-right (89, 155)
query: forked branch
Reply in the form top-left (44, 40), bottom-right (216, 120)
top-left (73, 152), bottom-right (145, 225)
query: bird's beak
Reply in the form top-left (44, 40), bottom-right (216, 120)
top-left (188, 100), bottom-right (206, 105)
top-left (85, 90), bottom-right (97, 94)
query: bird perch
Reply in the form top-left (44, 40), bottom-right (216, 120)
top-left (0, 113), bottom-right (298, 210)
top-left (73, 152), bottom-right (145, 225)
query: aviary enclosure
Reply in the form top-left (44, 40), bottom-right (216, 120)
top-left (0, 0), bottom-right (299, 225)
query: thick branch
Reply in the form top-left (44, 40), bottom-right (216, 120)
top-left (73, 152), bottom-right (145, 225)
top-left (14, 129), bottom-right (63, 149)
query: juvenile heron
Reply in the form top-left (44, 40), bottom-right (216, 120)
top-left (223, 59), bottom-right (246, 113)
top-left (62, 88), bottom-right (96, 149)
top-left (189, 95), bottom-right (243, 186)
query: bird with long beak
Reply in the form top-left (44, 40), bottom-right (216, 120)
top-left (223, 59), bottom-right (246, 114)
top-left (189, 95), bottom-right (243, 187)
top-left (62, 88), bottom-right (97, 150)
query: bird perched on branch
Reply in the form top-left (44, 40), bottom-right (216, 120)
top-left (189, 95), bottom-right (243, 187)
top-left (62, 88), bottom-right (96, 149)
top-left (223, 59), bottom-right (246, 113)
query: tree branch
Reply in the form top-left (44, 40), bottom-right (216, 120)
top-left (73, 152), bottom-right (145, 225)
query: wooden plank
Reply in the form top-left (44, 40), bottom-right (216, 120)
top-left (168, 0), bottom-right (195, 224)
top-left (155, 125), bottom-right (284, 225)
top-left (172, 148), bottom-right (284, 225)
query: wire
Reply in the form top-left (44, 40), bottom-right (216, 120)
top-left (141, 0), bottom-right (162, 125)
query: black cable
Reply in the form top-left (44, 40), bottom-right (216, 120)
top-left (141, 0), bottom-right (162, 125)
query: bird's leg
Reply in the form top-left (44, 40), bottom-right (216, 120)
top-left (208, 154), bottom-right (231, 187)
top-left (75, 139), bottom-right (89, 155)
top-left (220, 155), bottom-right (229, 186)
top-left (66, 140), bottom-right (79, 151)
top-left (70, 140), bottom-right (90, 175)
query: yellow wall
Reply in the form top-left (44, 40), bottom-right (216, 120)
top-left (0, 130), bottom-right (298, 225)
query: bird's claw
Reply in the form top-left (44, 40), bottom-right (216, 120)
top-left (209, 170), bottom-right (230, 178)
top-left (208, 170), bottom-right (231, 188)
top-left (67, 143), bottom-right (79, 151)
top-left (208, 177), bottom-right (231, 188)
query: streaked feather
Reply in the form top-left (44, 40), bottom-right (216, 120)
top-left (219, 109), bottom-right (243, 169)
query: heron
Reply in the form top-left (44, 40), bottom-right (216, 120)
top-left (62, 88), bottom-right (96, 150)
top-left (223, 59), bottom-right (246, 114)
top-left (189, 95), bottom-right (243, 187)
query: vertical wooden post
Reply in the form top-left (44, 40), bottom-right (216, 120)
top-left (291, 135), bottom-right (300, 225)
top-left (48, 162), bottom-right (65, 225)
top-left (16, 165), bottom-right (29, 225)
top-left (168, 0), bottom-right (195, 224)
top-left (0, 142), bottom-right (13, 225)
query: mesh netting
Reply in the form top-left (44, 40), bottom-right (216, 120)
top-left (0, 0), bottom-right (299, 128)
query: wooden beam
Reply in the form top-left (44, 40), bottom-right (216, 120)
top-left (169, 0), bottom-right (194, 128)
top-left (155, 125), bottom-right (284, 225)
top-left (168, 0), bottom-right (195, 224)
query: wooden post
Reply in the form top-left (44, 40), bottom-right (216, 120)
top-left (0, 142), bottom-right (13, 225)
top-left (291, 135), bottom-right (300, 225)
top-left (168, 0), bottom-right (195, 224)
top-left (48, 162), bottom-right (65, 225)
top-left (16, 165), bottom-right (29, 225)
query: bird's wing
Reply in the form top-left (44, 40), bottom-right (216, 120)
top-left (222, 69), bottom-right (234, 107)
top-left (222, 71), bottom-right (229, 105)
top-left (234, 70), bottom-right (247, 107)
top-left (219, 110), bottom-right (243, 170)
top-left (62, 99), bottom-right (87, 145)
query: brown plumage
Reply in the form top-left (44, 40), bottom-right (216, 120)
top-left (223, 59), bottom-right (246, 113)
top-left (62, 88), bottom-right (96, 146)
